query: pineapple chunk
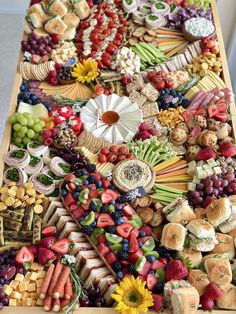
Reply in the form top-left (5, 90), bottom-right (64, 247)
top-left (9, 280), bottom-right (19, 290)
top-left (17, 300), bottom-right (23, 306)
top-left (3, 285), bottom-right (13, 296)
top-left (22, 279), bottom-right (30, 285)
top-left (28, 283), bottom-right (36, 292)
top-left (15, 273), bottom-right (25, 283)
top-left (25, 272), bottom-right (32, 280)
top-left (29, 292), bottom-right (38, 299)
top-left (37, 271), bottom-right (46, 279)
top-left (9, 299), bottom-right (17, 306)
top-left (31, 262), bottom-right (40, 271)
top-left (31, 300), bottom-right (36, 306)
top-left (10, 291), bottom-right (21, 300)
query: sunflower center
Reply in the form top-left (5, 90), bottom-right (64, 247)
top-left (123, 289), bottom-right (143, 307)
top-left (102, 111), bottom-right (120, 125)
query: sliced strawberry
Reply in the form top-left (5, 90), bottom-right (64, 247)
top-left (101, 179), bottom-right (111, 189)
top-left (97, 234), bottom-right (106, 244)
top-left (38, 236), bottom-right (57, 249)
top-left (138, 261), bottom-right (151, 276)
top-left (72, 207), bottom-right (85, 220)
top-left (38, 247), bottom-right (56, 265)
top-left (101, 189), bottom-right (118, 204)
top-left (64, 193), bottom-right (76, 207)
top-left (120, 260), bottom-right (129, 266)
top-left (15, 247), bottom-right (34, 265)
top-left (97, 243), bottom-right (110, 256)
top-left (129, 228), bottom-right (139, 239)
top-left (122, 204), bottom-right (135, 216)
top-left (146, 274), bottom-right (157, 291)
top-left (89, 189), bottom-right (99, 198)
top-left (42, 226), bottom-right (56, 237)
top-left (27, 245), bottom-right (38, 256)
top-left (68, 183), bottom-right (76, 192)
top-left (139, 226), bottom-right (152, 236)
top-left (196, 107), bottom-right (207, 117)
top-left (81, 199), bottom-right (92, 211)
top-left (90, 172), bottom-right (102, 181)
top-left (129, 233), bottom-right (139, 253)
top-left (150, 260), bottom-right (166, 271)
top-left (129, 249), bottom-right (143, 263)
top-left (213, 112), bottom-right (228, 122)
top-left (51, 239), bottom-right (70, 254)
top-left (105, 252), bottom-right (117, 265)
top-left (116, 223), bottom-right (133, 238)
top-left (97, 213), bottom-right (115, 228)
top-left (182, 110), bottom-right (195, 123)
top-left (139, 236), bottom-right (150, 244)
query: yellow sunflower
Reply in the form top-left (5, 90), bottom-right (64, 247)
top-left (112, 276), bottom-right (153, 314)
top-left (72, 59), bottom-right (99, 83)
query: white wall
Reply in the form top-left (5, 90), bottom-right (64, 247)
top-left (0, 0), bottom-right (28, 15)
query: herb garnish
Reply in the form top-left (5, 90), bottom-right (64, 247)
top-left (29, 141), bottom-right (41, 149)
top-left (29, 156), bottom-right (40, 167)
top-left (10, 150), bottom-right (25, 159)
top-left (59, 163), bottom-right (71, 173)
top-left (37, 174), bottom-right (53, 186)
top-left (6, 168), bottom-right (20, 182)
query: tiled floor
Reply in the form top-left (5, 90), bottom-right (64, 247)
top-left (0, 14), bottom-right (23, 141)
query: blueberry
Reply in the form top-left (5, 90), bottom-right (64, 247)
top-left (27, 99), bottom-right (33, 104)
top-left (116, 218), bottom-right (124, 225)
top-left (139, 231), bottom-right (146, 237)
top-left (110, 200), bottom-right (115, 205)
top-left (123, 239), bottom-right (128, 244)
top-left (83, 180), bottom-right (89, 185)
top-left (122, 243), bottom-right (129, 251)
top-left (138, 240), bottom-right (143, 248)
top-left (96, 181), bottom-right (102, 188)
top-left (60, 189), bottom-right (67, 196)
top-left (147, 255), bottom-right (156, 263)
top-left (116, 204), bottom-right (123, 210)
top-left (91, 221), bottom-right (97, 227)
top-left (73, 192), bottom-right (80, 199)
top-left (148, 270), bottom-right (155, 275)
top-left (117, 271), bottom-right (124, 279)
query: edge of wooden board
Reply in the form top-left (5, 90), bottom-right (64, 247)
top-left (1, 0), bottom-right (236, 313)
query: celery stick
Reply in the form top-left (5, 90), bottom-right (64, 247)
top-left (134, 45), bottom-right (151, 63)
top-left (139, 42), bottom-right (165, 60)
top-left (154, 184), bottom-right (184, 194)
top-left (151, 195), bottom-right (175, 202)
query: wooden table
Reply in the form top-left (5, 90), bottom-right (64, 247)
top-left (1, 0), bottom-right (236, 313)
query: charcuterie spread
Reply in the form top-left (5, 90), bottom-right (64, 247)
top-left (1, 0), bottom-right (236, 313)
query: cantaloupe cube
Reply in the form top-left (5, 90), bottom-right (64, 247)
top-left (17, 300), bottom-right (23, 306)
top-left (31, 262), bottom-right (40, 271)
top-left (15, 273), bottom-right (24, 283)
top-left (29, 292), bottom-right (38, 299)
top-left (3, 285), bottom-right (13, 296)
top-left (25, 272), bottom-right (32, 280)
top-left (9, 299), bottom-right (17, 306)
top-left (31, 300), bottom-right (36, 306)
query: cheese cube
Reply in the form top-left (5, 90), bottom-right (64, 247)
top-left (18, 282), bottom-right (28, 292)
top-left (187, 182), bottom-right (196, 191)
top-left (15, 273), bottom-right (24, 283)
top-left (9, 299), bottom-right (17, 306)
top-left (28, 283), bottom-right (36, 292)
top-left (205, 168), bottom-right (214, 177)
top-left (23, 298), bottom-right (32, 307)
top-left (213, 166), bottom-right (222, 175)
top-left (29, 272), bottom-right (38, 281)
top-left (25, 272), bottom-right (32, 280)
top-left (36, 279), bottom-right (44, 288)
top-left (29, 292), bottom-right (38, 299)
top-left (37, 264), bottom-right (44, 271)
top-left (10, 291), bottom-right (21, 300)
top-left (22, 279), bottom-right (30, 285)
top-left (36, 298), bottom-right (44, 306)
top-left (192, 176), bottom-right (200, 184)
top-left (37, 288), bottom-right (41, 295)
top-left (207, 158), bottom-right (217, 167)
top-left (21, 292), bottom-right (29, 299)
top-left (37, 271), bottom-right (46, 279)
top-left (17, 300), bottom-right (23, 306)
top-left (10, 280), bottom-right (19, 290)
top-left (3, 285), bottom-right (13, 296)
top-left (31, 300), bottom-right (36, 306)
top-left (31, 262), bottom-right (40, 271)
top-left (197, 161), bottom-right (204, 167)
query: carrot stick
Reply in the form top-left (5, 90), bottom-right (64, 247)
top-left (157, 160), bottom-right (187, 173)
top-left (65, 277), bottom-right (73, 300)
top-left (39, 264), bottom-right (55, 300)
top-left (61, 299), bottom-right (71, 311)
top-left (162, 183), bottom-right (188, 190)
top-left (48, 261), bottom-right (63, 296)
top-left (53, 299), bottom-right (61, 312)
top-left (156, 168), bottom-right (187, 179)
top-left (53, 266), bottom-right (71, 299)
top-left (44, 295), bottom-right (52, 312)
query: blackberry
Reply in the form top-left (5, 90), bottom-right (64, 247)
top-left (112, 261), bottom-right (122, 272)
top-left (81, 226), bottom-right (93, 235)
top-left (169, 250), bottom-right (178, 259)
top-left (87, 164), bottom-right (96, 173)
top-left (88, 176), bottom-right (96, 184)
top-left (111, 212), bottom-right (122, 220)
top-left (156, 245), bottom-right (171, 260)
top-left (100, 204), bottom-right (109, 213)
top-left (106, 226), bottom-right (116, 234)
top-left (74, 170), bottom-right (82, 177)
top-left (127, 263), bottom-right (136, 275)
top-left (154, 282), bottom-right (164, 294)
top-left (89, 202), bottom-right (97, 211)
top-left (118, 251), bottom-right (129, 261)
top-left (116, 195), bottom-right (127, 204)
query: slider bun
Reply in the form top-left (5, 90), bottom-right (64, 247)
top-left (63, 12), bottom-right (80, 28)
top-left (219, 219), bottom-right (236, 234)
top-left (206, 198), bottom-right (231, 226)
top-left (171, 287), bottom-right (199, 314)
top-left (166, 203), bottom-right (196, 225)
top-left (217, 284), bottom-right (236, 310)
top-left (23, 19), bottom-right (32, 35)
top-left (195, 207), bottom-right (207, 219)
top-left (210, 233), bottom-right (235, 260)
top-left (49, 0), bottom-right (68, 17)
top-left (161, 223), bottom-right (187, 251)
top-left (186, 219), bottom-right (215, 238)
top-left (62, 27), bottom-right (76, 40)
top-left (28, 12), bottom-right (43, 28)
top-left (228, 228), bottom-right (236, 238)
top-left (34, 28), bottom-right (48, 37)
top-left (178, 248), bottom-right (202, 268)
top-left (205, 257), bottom-right (232, 286)
top-left (188, 269), bottom-right (209, 296)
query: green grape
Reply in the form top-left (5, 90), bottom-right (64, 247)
top-left (13, 123), bottom-right (21, 132)
top-left (39, 120), bottom-right (46, 128)
top-left (33, 124), bottom-right (42, 133)
top-left (37, 135), bottom-right (44, 143)
top-left (20, 126), bottom-right (28, 134)
top-left (8, 115), bottom-right (16, 124)
top-left (27, 129), bottom-right (35, 139)
top-left (23, 137), bottom-right (31, 145)
top-left (18, 117), bottom-right (28, 126)
top-left (27, 118), bottom-right (34, 127)
top-left (15, 137), bottom-right (23, 145)
top-left (33, 118), bottom-right (40, 124)
top-left (22, 112), bottom-right (32, 118)
top-left (18, 132), bottom-right (25, 138)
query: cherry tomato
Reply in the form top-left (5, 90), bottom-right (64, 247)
top-left (113, 39), bottom-right (121, 47)
top-left (102, 29), bottom-right (111, 36)
top-left (104, 3), bottom-right (110, 9)
top-left (155, 80), bottom-right (166, 90)
top-left (92, 43), bottom-right (99, 51)
top-left (88, 52), bottom-right (96, 58)
top-left (102, 52), bottom-right (111, 60)
top-left (97, 60), bottom-right (103, 69)
top-left (108, 22), bottom-right (116, 29)
top-left (97, 3), bottom-right (103, 10)
top-left (106, 12), bottom-right (117, 19)
top-left (90, 33), bottom-right (100, 42)
top-left (106, 44), bottom-right (117, 54)
top-left (76, 43), bottom-right (84, 50)
top-left (49, 108), bottom-right (58, 117)
top-left (118, 26), bottom-right (126, 33)
top-left (165, 80), bottom-right (174, 88)
top-left (80, 21), bottom-right (90, 29)
top-left (96, 17), bottom-right (104, 25)
top-left (77, 49), bottom-right (83, 55)
top-left (147, 71), bottom-right (156, 82)
top-left (115, 33), bottom-right (123, 40)
top-left (102, 57), bottom-right (111, 67)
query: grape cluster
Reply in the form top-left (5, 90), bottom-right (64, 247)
top-left (188, 169), bottom-right (236, 208)
top-left (21, 33), bottom-right (57, 56)
top-left (57, 147), bottom-right (88, 172)
top-left (57, 66), bottom-right (74, 81)
top-left (18, 81), bottom-right (39, 105)
top-left (79, 285), bottom-right (106, 307)
top-left (9, 112), bottom-right (45, 146)
top-left (158, 89), bottom-right (190, 110)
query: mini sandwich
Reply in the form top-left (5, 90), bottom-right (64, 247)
top-left (63, 12), bottom-right (80, 28)
top-left (178, 248), bottom-right (202, 268)
top-left (217, 284), bottom-right (236, 310)
top-left (27, 3), bottom-right (46, 18)
top-left (188, 269), bottom-right (210, 296)
top-left (83, 267), bottom-right (111, 289)
top-left (103, 284), bottom-right (117, 306)
top-left (206, 197), bottom-right (231, 227)
top-left (75, 250), bottom-right (99, 268)
top-left (72, 0), bottom-right (91, 20)
top-left (72, 241), bottom-right (93, 255)
top-left (161, 223), bottom-right (187, 251)
top-left (45, 16), bottom-right (67, 35)
top-left (98, 275), bottom-right (117, 296)
top-left (34, 28), bottom-right (49, 37)
top-left (186, 219), bottom-right (218, 252)
top-left (43, 201), bottom-right (65, 222)
top-left (23, 13), bottom-right (43, 34)
top-left (47, 207), bottom-right (70, 225)
top-left (163, 197), bottom-right (196, 225)
top-left (48, 0), bottom-right (68, 17)
top-left (59, 222), bottom-right (78, 239)
top-left (164, 280), bottom-right (199, 314)
top-left (67, 231), bottom-right (87, 243)
top-left (218, 195), bottom-right (236, 233)
top-left (210, 233), bottom-right (235, 260)
top-left (79, 258), bottom-right (105, 281)
top-left (205, 257), bottom-right (232, 286)
top-left (56, 215), bottom-right (74, 233)
top-left (62, 27), bottom-right (77, 41)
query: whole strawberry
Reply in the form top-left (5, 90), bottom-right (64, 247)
top-left (165, 260), bottom-right (188, 281)
top-left (152, 294), bottom-right (164, 311)
top-left (204, 283), bottom-right (223, 301)
top-left (200, 295), bottom-right (214, 310)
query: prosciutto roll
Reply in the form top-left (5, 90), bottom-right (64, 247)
top-left (29, 173), bottom-right (55, 195)
top-left (5, 149), bottom-right (30, 169)
top-left (27, 141), bottom-right (48, 157)
top-left (49, 157), bottom-right (71, 177)
top-left (43, 148), bottom-right (57, 165)
top-left (42, 166), bottom-right (62, 186)
top-left (4, 167), bottom-right (28, 186)
top-left (24, 156), bottom-right (44, 176)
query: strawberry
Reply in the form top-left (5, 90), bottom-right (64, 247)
top-left (51, 239), bottom-right (70, 254)
top-left (31, 54), bottom-right (41, 64)
top-left (97, 213), bottom-right (115, 228)
top-left (38, 247), bottom-right (56, 265)
top-left (165, 260), bottom-right (188, 281)
top-left (150, 260), bottom-right (166, 271)
top-left (51, 33), bottom-right (62, 44)
top-left (101, 189), bottom-right (118, 204)
top-left (98, 154), bottom-right (107, 163)
top-left (97, 234), bottom-right (106, 243)
top-left (197, 147), bottom-right (216, 161)
top-left (122, 204), bottom-right (135, 217)
top-left (204, 283), bottom-right (223, 301)
top-left (100, 147), bottom-right (110, 155)
top-left (42, 226), bottom-right (56, 237)
top-left (129, 228), bottom-right (139, 238)
top-left (129, 249), bottom-right (143, 263)
top-left (218, 141), bottom-right (236, 158)
top-left (159, 257), bottom-right (167, 265)
top-left (146, 274), bottom-right (157, 290)
top-left (116, 154), bottom-right (126, 162)
top-left (152, 294), bottom-right (164, 311)
top-left (107, 153), bottom-right (117, 163)
top-left (89, 189), bottom-right (99, 198)
top-left (64, 173), bottom-right (76, 181)
top-left (116, 223), bottom-right (133, 238)
top-left (15, 247), bottom-right (34, 265)
top-left (138, 261), bottom-right (151, 276)
top-left (27, 245), bottom-right (38, 256)
top-left (90, 172), bottom-right (102, 181)
top-left (129, 233), bottom-right (139, 253)
top-left (109, 145), bottom-right (119, 153)
top-left (101, 179), bottom-right (111, 189)
top-left (37, 236), bottom-right (57, 249)
top-left (71, 207), bottom-right (85, 220)
top-left (200, 295), bottom-right (214, 310)
top-left (97, 243), bottom-right (110, 256)
top-left (138, 226), bottom-right (152, 236)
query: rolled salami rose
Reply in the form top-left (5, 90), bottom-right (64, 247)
top-left (42, 166), bottom-right (62, 186)
top-left (5, 149), bottom-right (30, 169)
top-left (27, 141), bottom-right (48, 157)
top-left (29, 173), bottom-right (55, 195)
top-left (49, 157), bottom-right (71, 177)
top-left (24, 156), bottom-right (44, 176)
top-left (4, 167), bottom-right (28, 186)
top-left (43, 148), bottom-right (57, 165)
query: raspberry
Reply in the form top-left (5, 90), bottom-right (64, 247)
top-left (165, 260), bottom-right (188, 281)
top-left (151, 294), bottom-right (164, 311)
top-left (204, 283), bottom-right (223, 301)
top-left (200, 295), bottom-right (214, 310)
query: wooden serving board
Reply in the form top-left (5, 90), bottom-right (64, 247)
top-left (1, 0), bottom-right (236, 313)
